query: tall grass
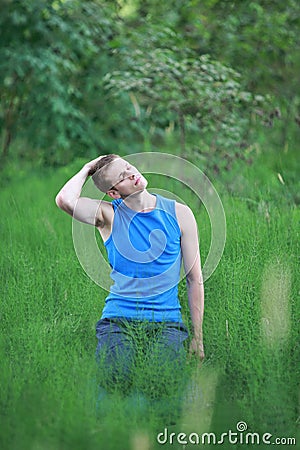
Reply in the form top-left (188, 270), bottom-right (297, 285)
top-left (0, 158), bottom-right (299, 449)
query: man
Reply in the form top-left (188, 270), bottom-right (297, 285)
top-left (55, 154), bottom-right (204, 396)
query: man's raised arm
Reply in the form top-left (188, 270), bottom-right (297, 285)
top-left (55, 156), bottom-right (106, 227)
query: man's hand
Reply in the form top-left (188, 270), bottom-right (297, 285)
top-left (84, 155), bottom-right (107, 176)
top-left (189, 336), bottom-right (205, 362)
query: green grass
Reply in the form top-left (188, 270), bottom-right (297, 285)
top-left (0, 156), bottom-right (299, 450)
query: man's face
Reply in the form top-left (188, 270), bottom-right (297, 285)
top-left (106, 158), bottom-right (148, 197)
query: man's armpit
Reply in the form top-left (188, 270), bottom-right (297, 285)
top-left (97, 201), bottom-right (114, 229)
top-left (95, 215), bottom-right (105, 228)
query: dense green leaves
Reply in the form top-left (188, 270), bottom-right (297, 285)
top-left (0, 0), bottom-right (118, 164)
top-left (0, 0), bottom-right (299, 169)
top-left (104, 40), bottom-right (268, 169)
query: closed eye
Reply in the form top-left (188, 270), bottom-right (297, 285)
top-left (118, 172), bottom-right (126, 181)
top-left (119, 165), bottom-right (132, 180)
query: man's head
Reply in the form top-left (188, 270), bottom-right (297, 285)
top-left (92, 154), bottom-right (147, 198)
top-left (91, 154), bottom-right (119, 192)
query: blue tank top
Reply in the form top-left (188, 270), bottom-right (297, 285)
top-left (101, 194), bottom-right (183, 322)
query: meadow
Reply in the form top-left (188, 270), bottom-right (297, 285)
top-left (0, 151), bottom-right (299, 450)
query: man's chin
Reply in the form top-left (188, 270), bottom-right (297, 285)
top-left (135, 185), bottom-right (146, 194)
top-left (131, 177), bottom-right (148, 194)
top-left (140, 178), bottom-right (148, 189)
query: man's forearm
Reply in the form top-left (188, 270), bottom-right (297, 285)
top-left (55, 165), bottom-right (90, 212)
top-left (187, 278), bottom-right (204, 342)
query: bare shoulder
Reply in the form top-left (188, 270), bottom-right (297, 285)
top-left (175, 202), bottom-right (196, 233)
top-left (175, 201), bottom-right (193, 216)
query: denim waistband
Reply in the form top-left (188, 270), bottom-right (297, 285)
top-left (96, 317), bottom-right (188, 333)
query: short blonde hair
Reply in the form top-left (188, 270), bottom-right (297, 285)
top-left (91, 154), bottom-right (119, 192)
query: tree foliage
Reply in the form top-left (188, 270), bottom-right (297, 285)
top-left (0, 0), bottom-right (118, 165)
top-left (105, 38), bottom-right (266, 169)
top-left (117, 0), bottom-right (300, 100)
top-left (0, 0), bottom-right (299, 168)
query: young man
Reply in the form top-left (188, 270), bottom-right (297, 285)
top-left (55, 154), bottom-right (204, 394)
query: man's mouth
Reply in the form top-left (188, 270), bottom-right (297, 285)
top-left (134, 176), bottom-right (141, 186)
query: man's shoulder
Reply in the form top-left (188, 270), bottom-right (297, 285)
top-left (175, 202), bottom-right (195, 230)
top-left (175, 201), bottom-right (192, 215)
top-left (157, 194), bottom-right (186, 210)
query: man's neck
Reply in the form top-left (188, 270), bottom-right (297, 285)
top-left (122, 190), bottom-right (156, 213)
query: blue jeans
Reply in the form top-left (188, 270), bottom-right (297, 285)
top-left (95, 318), bottom-right (189, 397)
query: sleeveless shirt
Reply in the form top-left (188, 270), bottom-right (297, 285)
top-left (101, 194), bottom-right (183, 322)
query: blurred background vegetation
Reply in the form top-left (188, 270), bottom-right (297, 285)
top-left (1, 3), bottom-right (299, 447)
top-left (0, 0), bottom-right (299, 198)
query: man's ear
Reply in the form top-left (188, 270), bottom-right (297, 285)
top-left (106, 189), bottom-right (121, 199)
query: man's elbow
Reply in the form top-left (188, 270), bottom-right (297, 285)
top-left (55, 193), bottom-right (64, 209)
top-left (55, 193), bottom-right (72, 214)
top-left (186, 273), bottom-right (204, 286)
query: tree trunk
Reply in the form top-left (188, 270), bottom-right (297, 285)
top-left (1, 98), bottom-right (14, 164)
top-left (178, 109), bottom-right (186, 155)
